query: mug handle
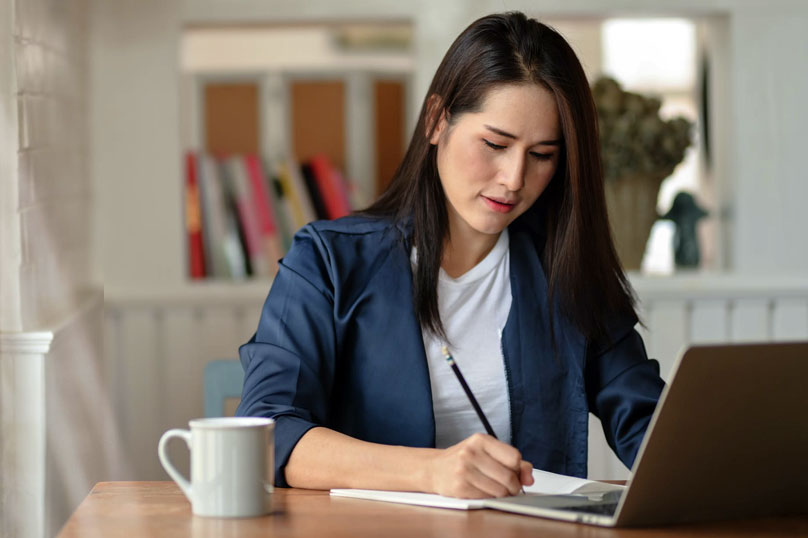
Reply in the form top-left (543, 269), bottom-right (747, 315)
top-left (158, 429), bottom-right (192, 500)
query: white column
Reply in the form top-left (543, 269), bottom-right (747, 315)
top-left (0, 332), bottom-right (54, 538)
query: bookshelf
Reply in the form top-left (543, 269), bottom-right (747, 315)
top-left (181, 25), bottom-right (413, 282)
top-left (100, 0), bottom-right (808, 298)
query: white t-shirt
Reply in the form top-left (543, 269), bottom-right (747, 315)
top-left (414, 230), bottom-right (513, 448)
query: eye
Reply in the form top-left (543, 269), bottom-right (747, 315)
top-left (483, 139), bottom-right (506, 150)
top-left (530, 151), bottom-right (555, 161)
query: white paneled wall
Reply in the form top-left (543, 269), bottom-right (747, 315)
top-left (104, 286), bottom-right (266, 480)
top-left (588, 276), bottom-right (808, 479)
top-left (106, 276), bottom-right (808, 482)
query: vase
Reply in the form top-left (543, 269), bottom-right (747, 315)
top-left (603, 172), bottom-right (666, 271)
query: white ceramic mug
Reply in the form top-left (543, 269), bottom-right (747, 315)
top-left (158, 417), bottom-right (274, 517)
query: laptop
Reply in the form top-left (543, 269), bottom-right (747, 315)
top-left (484, 341), bottom-right (808, 527)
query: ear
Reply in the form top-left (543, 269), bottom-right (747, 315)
top-left (425, 93), bottom-right (448, 145)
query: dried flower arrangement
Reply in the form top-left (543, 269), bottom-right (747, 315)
top-left (592, 77), bottom-right (694, 270)
top-left (593, 77), bottom-right (693, 182)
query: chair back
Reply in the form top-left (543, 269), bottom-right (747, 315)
top-left (204, 359), bottom-right (245, 417)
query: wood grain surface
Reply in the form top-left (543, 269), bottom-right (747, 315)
top-left (58, 482), bottom-right (808, 538)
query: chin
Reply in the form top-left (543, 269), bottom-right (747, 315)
top-left (471, 217), bottom-right (510, 236)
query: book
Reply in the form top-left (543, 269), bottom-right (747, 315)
top-left (300, 162), bottom-right (329, 221)
top-left (330, 468), bottom-right (624, 510)
top-left (244, 154), bottom-right (284, 275)
top-left (217, 158), bottom-right (251, 277)
top-left (308, 154), bottom-right (352, 220)
top-left (197, 153), bottom-right (242, 279)
top-left (287, 158), bottom-right (318, 225)
top-left (195, 153), bottom-right (216, 277)
top-left (277, 159), bottom-right (317, 229)
top-left (214, 157), bottom-right (249, 279)
top-left (332, 166), bottom-right (359, 212)
top-left (184, 152), bottom-right (206, 279)
top-left (223, 156), bottom-right (269, 277)
top-left (267, 171), bottom-right (295, 251)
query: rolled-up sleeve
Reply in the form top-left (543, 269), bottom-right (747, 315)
top-left (585, 328), bottom-right (665, 469)
top-left (236, 225), bottom-right (337, 486)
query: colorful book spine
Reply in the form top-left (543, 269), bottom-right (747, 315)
top-left (300, 162), bottom-right (329, 221)
top-left (277, 160), bottom-right (315, 229)
top-left (309, 154), bottom-right (352, 220)
top-left (244, 154), bottom-right (284, 275)
top-left (331, 167), bottom-right (355, 214)
top-left (225, 156), bottom-right (269, 277)
top-left (197, 154), bottom-right (239, 278)
top-left (197, 153), bottom-right (224, 278)
top-left (185, 152), bottom-right (206, 279)
top-left (214, 158), bottom-right (249, 279)
top-left (264, 165), bottom-right (294, 252)
top-left (188, 151), bottom-right (351, 279)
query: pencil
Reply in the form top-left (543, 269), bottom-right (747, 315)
top-left (442, 346), bottom-right (526, 495)
top-left (441, 345), bottom-right (497, 437)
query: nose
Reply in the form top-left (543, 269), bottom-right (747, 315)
top-left (499, 152), bottom-right (526, 192)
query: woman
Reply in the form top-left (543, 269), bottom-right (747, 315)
top-left (237, 11), bottom-right (664, 498)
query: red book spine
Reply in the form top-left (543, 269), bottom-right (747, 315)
top-left (185, 152), bottom-right (206, 279)
top-left (244, 155), bottom-right (283, 275)
top-left (309, 154), bottom-right (351, 220)
top-left (331, 167), bottom-right (353, 214)
top-left (244, 155), bottom-right (278, 234)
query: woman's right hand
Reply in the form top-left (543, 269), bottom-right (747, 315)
top-left (425, 433), bottom-right (534, 498)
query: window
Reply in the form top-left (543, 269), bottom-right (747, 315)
top-left (602, 18), bottom-right (705, 274)
top-left (547, 17), bottom-right (709, 274)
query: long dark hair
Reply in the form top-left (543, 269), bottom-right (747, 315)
top-left (362, 11), bottom-right (637, 347)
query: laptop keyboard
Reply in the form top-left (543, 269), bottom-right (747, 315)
top-left (557, 502), bottom-right (619, 516)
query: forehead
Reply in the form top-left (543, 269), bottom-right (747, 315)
top-left (467, 83), bottom-right (560, 136)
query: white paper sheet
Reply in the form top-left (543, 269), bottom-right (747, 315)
top-left (329, 468), bottom-right (624, 510)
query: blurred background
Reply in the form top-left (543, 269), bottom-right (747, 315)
top-left (2, 0), bottom-right (807, 536)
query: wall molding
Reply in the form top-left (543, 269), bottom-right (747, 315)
top-left (0, 331), bottom-right (55, 355)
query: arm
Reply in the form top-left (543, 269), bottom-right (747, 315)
top-left (585, 328), bottom-right (665, 468)
top-left (286, 427), bottom-right (534, 498)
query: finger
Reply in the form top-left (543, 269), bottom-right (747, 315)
top-left (463, 464), bottom-right (517, 498)
top-left (470, 433), bottom-right (523, 472)
top-left (520, 461), bottom-right (534, 486)
top-left (471, 450), bottom-right (524, 496)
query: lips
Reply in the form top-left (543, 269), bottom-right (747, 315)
top-left (482, 195), bottom-right (517, 213)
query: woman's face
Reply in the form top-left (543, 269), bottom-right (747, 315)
top-left (430, 83), bottom-right (561, 242)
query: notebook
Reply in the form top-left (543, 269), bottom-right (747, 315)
top-left (331, 468), bottom-right (623, 510)
top-left (333, 342), bottom-right (808, 527)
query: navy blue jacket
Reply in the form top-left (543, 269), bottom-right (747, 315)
top-left (237, 214), bottom-right (664, 487)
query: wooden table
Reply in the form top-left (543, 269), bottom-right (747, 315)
top-left (58, 482), bottom-right (808, 537)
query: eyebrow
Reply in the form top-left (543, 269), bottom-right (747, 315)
top-left (484, 124), bottom-right (562, 146)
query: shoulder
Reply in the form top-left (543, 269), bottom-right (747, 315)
top-left (305, 214), bottom-right (403, 238)
top-left (281, 214), bottom-right (408, 291)
top-left (293, 214), bottom-right (405, 254)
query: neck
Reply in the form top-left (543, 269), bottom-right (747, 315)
top-left (441, 223), bottom-right (500, 279)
